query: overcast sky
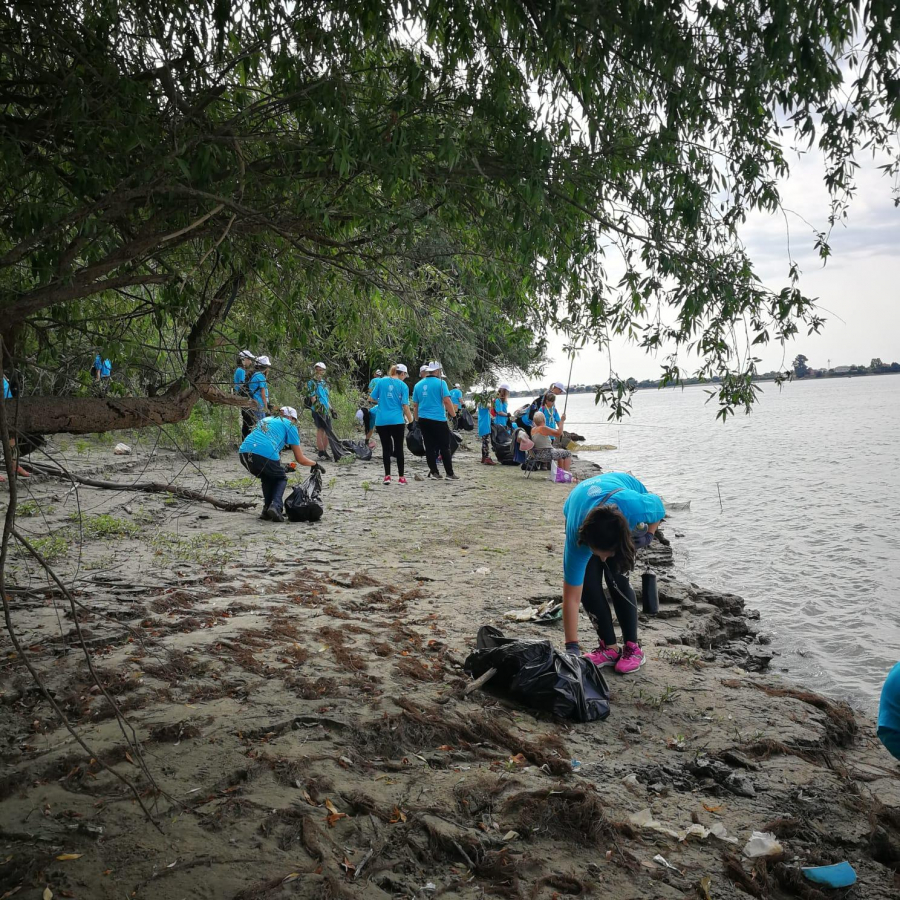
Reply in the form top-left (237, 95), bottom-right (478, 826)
top-left (522, 150), bottom-right (900, 390)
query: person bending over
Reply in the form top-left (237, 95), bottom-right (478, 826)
top-left (238, 406), bottom-right (320, 522)
top-left (411, 362), bottom-right (458, 480)
top-left (371, 364), bottom-right (412, 485)
top-left (878, 662), bottom-right (900, 762)
top-left (562, 472), bottom-right (665, 674)
top-left (531, 411), bottom-right (572, 472)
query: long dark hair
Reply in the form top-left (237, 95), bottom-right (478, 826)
top-left (578, 505), bottom-right (636, 573)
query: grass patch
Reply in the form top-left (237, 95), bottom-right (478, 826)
top-left (68, 512), bottom-right (138, 539)
top-left (21, 533), bottom-right (70, 563)
top-left (16, 501), bottom-right (53, 518)
top-left (148, 532), bottom-right (234, 568)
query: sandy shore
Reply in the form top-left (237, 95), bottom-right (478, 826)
top-left (1, 436), bottom-right (899, 899)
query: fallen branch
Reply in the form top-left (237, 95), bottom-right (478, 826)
top-left (28, 463), bottom-right (254, 511)
top-left (464, 666), bottom-right (498, 696)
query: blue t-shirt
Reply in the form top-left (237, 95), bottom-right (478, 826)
top-left (368, 376), bottom-right (383, 395)
top-left (369, 405), bottom-right (378, 426)
top-left (307, 378), bottom-right (330, 412)
top-left (412, 377), bottom-right (450, 421)
top-left (100, 358), bottom-right (112, 377)
top-left (450, 389), bottom-right (463, 408)
top-left (371, 377), bottom-right (409, 426)
top-left (249, 371), bottom-right (268, 407)
top-left (562, 473), bottom-right (666, 586)
top-left (494, 398), bottom-right (509, 426)
top-left (3, 377), bottom-right (11, 399)
top-left (233, 367), bottom-right (247, 393)
top-left (93, 354), bottom-right (101, 372)
top-left (519, 394), bottom-right (544, 426)
top-left (477, 406), bottom-right (492, 438)
top-left (239, 416), bottom-right (300, 461)
top-left (878, 661), bottom-right (900, 761)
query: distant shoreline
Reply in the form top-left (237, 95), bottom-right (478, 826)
top-left (508, 367), bottom-right (900, 399)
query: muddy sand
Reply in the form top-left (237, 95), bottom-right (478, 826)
top-left (1, 437), bottom-right (899, 900)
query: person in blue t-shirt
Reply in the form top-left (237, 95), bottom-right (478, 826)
top-left (233, 350), bottom-right (256, 439)
top-left (517, 381), bottom-right (567, 433)
top-left (477, 392), bottom-right (495, 465)
top-left (92, 353), bottom-right (112, 395)
top-left (494, 383), bottom-right (512, 427)
top-left (248, 355), bottom-right (271, 422)
top-left (238, 406), bottom-right (321, 522)
top-left (878, 662), bottom-right (900, 761)
top-left (371, 364), bottom-right (412, 484)
top-left (562, 473), bottom-right (665, 675)
top-left (411, 362), bottom-right (457, 480)
top-left (306, 362), bottom-right (332, 460)
top-left (368, 370), bottom-right (383, 394)
top-left (449, 384), bottom-right (463, 408)
top-left (1, 375), bottom-right (29, 482)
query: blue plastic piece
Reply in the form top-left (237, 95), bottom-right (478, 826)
top-left (801, 862), bottom-right (857, 888)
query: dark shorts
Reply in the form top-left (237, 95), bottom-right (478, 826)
top-left (312, 410), bottom-right (330, 430)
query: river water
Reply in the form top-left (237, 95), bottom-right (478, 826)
top-left (560, 375), bottom-right (900, 713)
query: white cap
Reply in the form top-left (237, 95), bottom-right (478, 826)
top-left (279, 406), bottom-right (298, 420)
top-left (255, 355), bottom-right (271, 367)
top-left (239, 349), bottom-right (255, 360)
top-left (314, 361), bottom-right (326, 370)
top-left (454, 383), bottom-right (460, 388)
top-left (355, 409), bottom-right (364, 423)
top-left (427, 361), bottom-right (442, 372)
top-left (374, 369), bottom-right (383, 375)
top-left (551, 381), bottom-right (567, 394)
top-left (419, 364), bottom-right (428, 373)
top-left (395, 363), bottom-right (408, 374)
top-left (498, 382), bottom-right (511, 391)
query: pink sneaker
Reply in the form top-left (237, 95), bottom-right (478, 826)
top-left (584, 642), bottom-right (620, 669)
top-left (614, 641), bottom-right (645, 674)
top-left (383, 475), bottom-right (392, 485)
top-left (398, 477), bottom-right (407, 485)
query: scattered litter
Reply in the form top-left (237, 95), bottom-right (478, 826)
top-left (43, 888), bottom-right (52, 900)
top-left (55, 854), bottom-right (82, 861)
top-left (802, 862), bottom-right (857, 888)
top-left (474, 566), bottom-right (491, 575)
top-left (282, 873), bottom-right (300, 884)
top-left (503, 599), bottom-right (563, 623)
top-left (742, 831), bottom-right (783, 858)
top-left (698, 875), bottom-right (712, 900)
top-left (570, 759), bottom-right (582, 770)
top-left (622, 773), bottom-right (641, 794)
top-left (113, 442), bottom-right (132, 455)
top-left (501, 831), bottom-right (520, 841)
top-left (653, 854), bottom-right (681, 872)
top-left (629, 808), bottom-right (736, 844)
top-left (422, 884), bottom-right (436, 893)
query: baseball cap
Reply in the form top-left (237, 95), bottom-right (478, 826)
top-left (427, 361), bottom-right (442, 372)
top-left (374, 369), bottom-right (383, 376)
top-left (255, 355), bottom-right (271, 366)
top-left (239, 349), bottom-right (255, 360)
top-left (419, 364), bottom-right (428, 374)
top-left (395, 364), bottom-right (408, 374)
top-left (498, 382), bottom-right (511, 391)
top-left (551, 381), bottom-right (567, 394)
top-left (279, 406), bottom-right (298, 420)
top-left (314, 361), bottom-right (326, 370)
top-left (454, 383), bottom-right (460, 388)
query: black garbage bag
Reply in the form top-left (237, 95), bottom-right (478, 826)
top-left (491, 423), bottom-right (516, 465)
top-left (457, 407), bottom-right (474, 431)
top-left (284, 468), bottom-right (324, 522)
top-left (464, 625), bottom-right (610, 723)
top-left (448, 430), bottom-right (462, 456)
top-left (406, 421), bottom-right (425, 456)
top-left (339, 439), bottom-right (373, 461)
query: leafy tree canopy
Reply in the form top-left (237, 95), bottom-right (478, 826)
top-left (1, 0), bottom-right (898, 431)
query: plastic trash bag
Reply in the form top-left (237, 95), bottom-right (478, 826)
top-left (549, 461), bottom-right (574, 483)
top-left (448, 430), bottom-right (462, 456)
top-left (339, 439), bottom-right (372, 461)
top-left (464, 626), bottom-right (610, 722)
top-left (457, 407), bottom-right (475, 431)
top-left (406, 421), bottom-right (425, 456)
top-left (284, 467), bottom-right (324, 522)
top-left (491, 424), bottom-right (516, 465)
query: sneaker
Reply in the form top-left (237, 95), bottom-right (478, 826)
top-left (383, 475), bottom-right (392, 485)
top-left (317, 450), bottom-right (329, 460)
top-left (446, 473), bottom-right (460, 480)
top-left (259, 505), bottom-right (269, 520)
top-left (481, 457), bottom-right (496, 466)
top-left (614, 641), bottom-right (645, 674)
top-left (584, 642), bottom-right (621, 669)
top-left (264, 507), bottom-right (285, 523)
top-left (427, 472), bottom-right (443, 480)
top-left (398, 477), bottom-right (408, 485)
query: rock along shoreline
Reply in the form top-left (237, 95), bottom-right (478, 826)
top-left (1, 442), bottom-right (898, 899)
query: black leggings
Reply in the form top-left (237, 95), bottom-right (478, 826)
top-left (240, 452), bottom-right (288, 512)
top-left (376, 423), bottom-right (405, 476)
top-left (581, 556), bottom-right (639, 646)
top-left (418, 418), bottom-right (454, 476)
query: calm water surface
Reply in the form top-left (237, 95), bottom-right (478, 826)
top-left (564, 376), bottom-right (900, 713)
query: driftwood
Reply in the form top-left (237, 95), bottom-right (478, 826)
top-left (464, 666), bottom-right (498, 695)
top-left (28, 463), bottom-right (254, 512)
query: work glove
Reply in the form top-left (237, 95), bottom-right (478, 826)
top-left (312, 463), bottom-right (326, 474)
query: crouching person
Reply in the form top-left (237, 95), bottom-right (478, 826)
top-left (531, 410), bottom-right (572, 473)
top-left (239, 406), bottom-right (321, 522)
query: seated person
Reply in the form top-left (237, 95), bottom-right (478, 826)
top-left (878, 661), bottom-right (900, 761)
top-left (531, 410), bottom-right (571, 472)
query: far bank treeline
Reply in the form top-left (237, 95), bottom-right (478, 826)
top-left (2, 1), bottom-right (899, 435)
